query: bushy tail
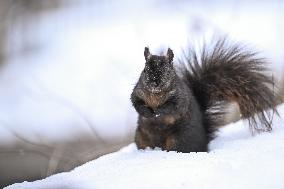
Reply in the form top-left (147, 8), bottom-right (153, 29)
top-left (180, 38), bottom-right (278, 139)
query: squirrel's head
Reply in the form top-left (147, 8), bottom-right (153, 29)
top-left (141, 47), bottom-right (175, 93)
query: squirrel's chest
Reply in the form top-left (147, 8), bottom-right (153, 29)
top-left (140, 90), bottom-right (167, 109)
top-left (146, 93), bottom-right (165, 108)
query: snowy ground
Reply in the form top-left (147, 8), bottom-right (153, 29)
top-left (6, 104), bottom-right (284, 189)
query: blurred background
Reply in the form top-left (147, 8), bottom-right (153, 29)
top-left (0, 0), bottom-right (283, 187)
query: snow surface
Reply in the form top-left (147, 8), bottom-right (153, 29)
top-left (6, 104), bottom-right (284, 189)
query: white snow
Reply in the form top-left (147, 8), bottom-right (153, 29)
top-left (6, 104), bottom-right (284, 189)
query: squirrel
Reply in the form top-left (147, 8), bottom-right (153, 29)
top-left (130, 38), bottom-right (278, 153)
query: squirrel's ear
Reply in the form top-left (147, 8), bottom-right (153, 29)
top-left (144, 47), bottom-right (151, 61)
top-left (167, 48), bottom-right (174, 62)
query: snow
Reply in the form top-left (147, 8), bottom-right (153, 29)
top-left (6, 104), bottom-right (284, 189)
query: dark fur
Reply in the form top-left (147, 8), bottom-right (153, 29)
top-left (131, 39), bottom-right (277, 153)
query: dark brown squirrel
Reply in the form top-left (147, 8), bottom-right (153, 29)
top-left (131, 39), bottom-right (278, 152)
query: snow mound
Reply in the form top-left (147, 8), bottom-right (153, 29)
top-left (6, 104), bottom-right (284, 189)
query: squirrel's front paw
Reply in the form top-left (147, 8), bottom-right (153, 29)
top-left (138, 105), bottom-right (156, 118)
